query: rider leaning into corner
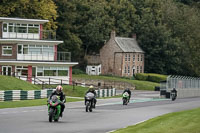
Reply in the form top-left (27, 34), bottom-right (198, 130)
top-left (49, 85), bottom-right (66, 117)
top-left (123, 88), bottom-right (132, 101)
top-left (85, 85), bottom-right (97, 108)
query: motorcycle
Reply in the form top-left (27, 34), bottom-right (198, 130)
top-left (122, 92), bottom-right (129, 105)
top-left (171, 91), bottom-right (177, 101)
top-left (47, 95), bottom-right (61, 122)
top-left (85, 92), bottom-right (95, 112)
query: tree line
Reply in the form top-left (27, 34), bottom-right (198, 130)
top-left (0, 0), bottom-right (200, 76)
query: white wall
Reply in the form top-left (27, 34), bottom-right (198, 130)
top-left (86, 64), bottom-right (101, 75)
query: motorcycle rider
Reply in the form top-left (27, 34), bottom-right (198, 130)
top-left (171, 88), bottom-right (177, 97)
top-left (49, 85), bottom-right (66, 117)
top-left (123, 88), bottom-right (131, 102)
top-left (85, 85), bottom-right (97, 108)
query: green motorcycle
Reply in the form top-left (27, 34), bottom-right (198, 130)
top-left (48, 95), bottom-right (61, 122)
top-left (122, 92), bottom-right (130, 105)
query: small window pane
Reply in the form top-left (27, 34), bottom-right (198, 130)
top-left (58, 70), bottom-right (68, 76)
top-left (3, 23), bottom-right (7, 32)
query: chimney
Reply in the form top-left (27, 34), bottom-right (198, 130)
top-left (132, 33), bottom-right (136, 40)
top-left (111, 30), bottom-right (116, 39)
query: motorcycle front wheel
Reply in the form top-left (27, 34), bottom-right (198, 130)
top-left (49, 108), bottom-right (54, 122)
top-left (86, 101), bottom-right (89, 112)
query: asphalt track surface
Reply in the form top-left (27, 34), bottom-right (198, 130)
top-left (0, 91), bottom-right (200, 133)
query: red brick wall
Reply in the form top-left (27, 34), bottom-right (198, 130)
top-left (0, 44), bottom-right (17, 60)
top-left (100, 38), bottom-right (123, 75)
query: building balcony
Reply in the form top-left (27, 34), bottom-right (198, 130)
top-left (1, 30), bottom-right (56, 40)
top-left (17, 51), bottom-right (71, 62)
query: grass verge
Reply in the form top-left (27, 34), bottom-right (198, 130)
top-left (113, 107), bottom-right (200, 133)
top-left (73, 74), bottom-right (159, 90)
top-left (0, 97), bottom-right (82, 109)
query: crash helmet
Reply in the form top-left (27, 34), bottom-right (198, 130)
top-left (56, 85), bottom-right (63, 94)
top-left (89, 85), bottom-right (94, 91)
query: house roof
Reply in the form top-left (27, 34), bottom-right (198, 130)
top-left (114, 37), bottom-right (144, 53)
top-left (0, 17), bottom-right (49, 24)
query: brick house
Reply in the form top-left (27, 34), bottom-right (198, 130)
top-left (100, 31), bottom-right (144, 77)
top-left (0, 17), bottom-right (78, 84)
top-left (85, 54), bottom-right (101, 75)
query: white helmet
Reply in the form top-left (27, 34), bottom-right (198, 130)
top-left (56, 85), bottom-right (63, 94)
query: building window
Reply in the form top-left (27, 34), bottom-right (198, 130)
top-left (2, 46), bottom-right (12, 56)
top-left (128, 54), bottom-right (130, 62)
top-left (141, 55), bottom-right (143, 61)
top-left (138, 54), bottom-right (140, 61)
top-left (37, 66), bottom-right (69, 77)
top-left (137, 66), bottom-right (139, 73)
top-left (3, 23), bottom-right (7, 32)
top-left (140, 66), bottom-right (143, 73)
top-left (124, 66), bottom-right (127, 74)
top-left (133, 55), bottom-right (135, 62)
top-left (128, 66), bottom-right (130, 74)
top-left (125, 54), bottom-right (127, 61)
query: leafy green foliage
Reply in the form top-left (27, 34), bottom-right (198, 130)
top-left (135, 73), bottom-right (167, 83)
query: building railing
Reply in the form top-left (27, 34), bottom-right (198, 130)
top-left (1, 30), bottom-right (56, 40)
top-left (17, 51), bottom-right (71, 62)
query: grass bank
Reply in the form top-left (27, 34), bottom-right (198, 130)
top-left (73, 74), bottom-right (159, 91)
top-left (0, 97), bottom-right (82, 109)
top-left (0, 75), bottom-right (40, 90)
top-left (114, 107), bottom-right (200, 133)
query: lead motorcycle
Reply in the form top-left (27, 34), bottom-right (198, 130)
top-left (122, 92), bottom-right (129, 105)
top-left (47, 95), bottom-right (61, 122)
top-left (85, 92), bottom-right (95, 112)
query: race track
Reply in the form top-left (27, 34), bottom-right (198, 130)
top-left (0, 91), bottom-right (200, 133)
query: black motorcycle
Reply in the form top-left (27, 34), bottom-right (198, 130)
top-left (171, 91), bottom-right (177, 101)
top-left (85, 92), bottom-right (95, 112)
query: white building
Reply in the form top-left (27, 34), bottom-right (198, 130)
top-left (86, 64), bottom-right (101, 75)
top-left (0, 17), bottom-right (78, 84)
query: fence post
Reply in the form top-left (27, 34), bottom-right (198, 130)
top-left (42, 81), bottom-right (44, 89)
top-left (61, 80), bottom-right (62, 86)
top-left (49, 78), bottom-right (50, 85)
top-left (73, 81), bottom-right (75, 91)
top-left (34, 76), bottom-right (35, 84)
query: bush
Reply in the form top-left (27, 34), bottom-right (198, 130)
top-left (135, 73), bottom-right (167, 83)
top-left (72, 69), bottom-right (85, 74)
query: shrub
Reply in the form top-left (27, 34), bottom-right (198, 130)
top-left (135, 73), bottom-right (167, 83)
top-left (72, 69), bottom-right (85, 74)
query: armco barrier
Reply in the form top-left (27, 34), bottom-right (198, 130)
top-left (95, 88), bottom-right (116, 98)
top-left (0, 89), bottom-right (54, 101)
top-left (0, 88), bottom-right (116, 101)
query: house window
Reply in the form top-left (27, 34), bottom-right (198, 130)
top-left (133, 55), bottom-right (135, 62)
top-left (2, 46), bottom-right (12, 56)
top-left (8, 23), bottom-right (14, 32)
top-left (140, 66), bottom-right (143, 73)
top-left (128, 66), bottom-right (130, 74)
top-left (138, 54), bottom-right (140, 61)
top-left (141, 55), bottom-right (143, 61)
top-left (125, 54), bottom-right (127, 61)
top-left (137, 66), bottom-right (139, 73)
top-left (128, 54), bottom-right (130, 62)
top-left (124, 66), bottom-right (127, 74)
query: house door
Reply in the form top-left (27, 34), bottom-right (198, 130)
top-left (2, 66), bottom-right (12, 76)
top-left (132, 68), bottom-right (135, 77)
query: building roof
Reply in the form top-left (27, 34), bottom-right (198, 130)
top-left (0, 17), bottom-right (49, 24)
top-left (0, 60), bottom-right (78, 67)
top-left (114, 37), bottom-right (144, 53)
top-left (0, 39), bottom-right (63, 45)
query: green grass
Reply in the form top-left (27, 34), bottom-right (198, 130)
top-left (0, 75), bottom-right (40, 90)
top-left (114, 107), bottom-right (200, 133)
top-left (0, 97), bottom-right (83, 109)
top-left (73, 74), bottom-right (159, 90)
